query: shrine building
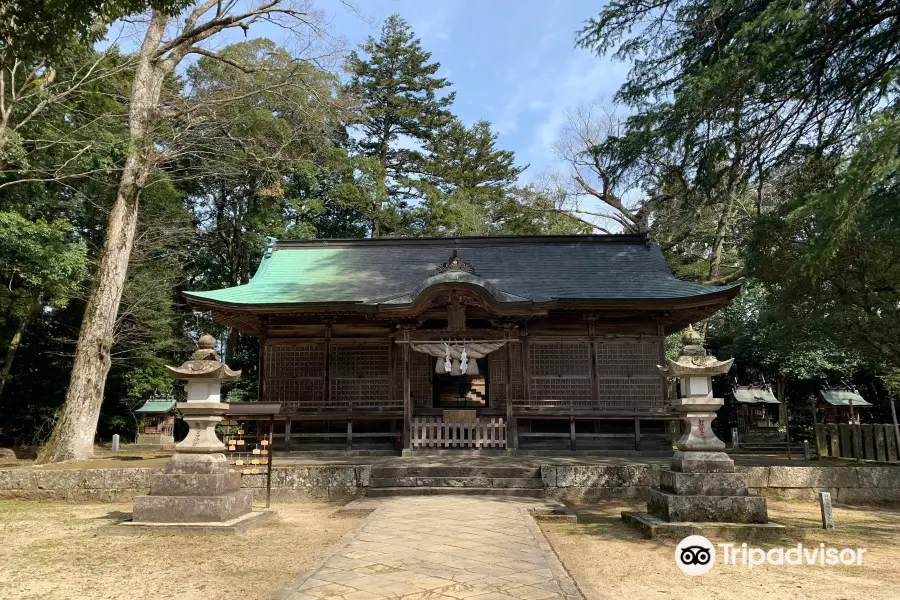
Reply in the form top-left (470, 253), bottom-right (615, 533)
top-left (184, 234), bottom-right (739, 452)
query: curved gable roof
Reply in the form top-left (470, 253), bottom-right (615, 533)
top-left (184, 235), bottom-right (739, 309)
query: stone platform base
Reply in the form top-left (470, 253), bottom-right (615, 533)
top-left (135, 434), bottom-right (175, 448)
top-left (622, 511), bottom-right (802, 541)
top-left (103, 509), bottom-right (275, 536)
top-left (133, 488), bottom-right (252, 523)
top-left (647, 488), bottom-right (768, 523)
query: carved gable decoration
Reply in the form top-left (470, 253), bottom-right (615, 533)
top-left (435, 251), bottom-right (476, 275)
top-left (447, 297), bottom-right (466, 331)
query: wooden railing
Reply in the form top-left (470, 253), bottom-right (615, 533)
top-left (411, 417), bottom-right (506, 449)
top-left (511, 398), bottom-right (668, 414)
top-left (278, 399), bottom-right (404, 414)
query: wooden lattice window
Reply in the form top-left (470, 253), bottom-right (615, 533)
top-left (395, 349), bottom-right (433, 407)
top-left (489, 343), bottom-right (524, 406)
top-left (595, 339), bottom-right (664, 413)
top-left (264, 342), bottom-right (325, 410)
top-left (528, 341), bottom-right (592, 405)
top-left (331, 343), bottom-right (391, 409)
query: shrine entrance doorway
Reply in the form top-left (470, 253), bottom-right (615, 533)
top-left (433, 363), bottom-right (490, 409)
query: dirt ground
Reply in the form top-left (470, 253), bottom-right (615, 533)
top-left (542, 498), bottom-right (900, 600)
top-left (0, 500), bottom-right (360, 600)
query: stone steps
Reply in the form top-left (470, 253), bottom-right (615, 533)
top-left (370, 477), bottom-right (544, 489)
top-left (733, 444), bottom-right (792, 454)
top-left (367, 487), bottom-right (545, 498)
top-left (370, 466), bottom-right (540, 479)
top-left (367, 465), bottom-right (544, 497)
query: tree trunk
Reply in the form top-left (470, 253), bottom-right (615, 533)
top-left (0, 317), bottom-right (27, 398)
top-left (36, 13), bottom-right (169, 464)
top-left (226, 327), bottom-right (239, 365)
top-left (707, 191), bottom-right (737, 282)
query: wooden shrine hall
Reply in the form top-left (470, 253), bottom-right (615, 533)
top-left (184, 235), bottom-right (740, 453)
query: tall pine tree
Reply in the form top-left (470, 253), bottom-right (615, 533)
top-left (420, 119), bottom-right (526, 235)
top-left (346, 14), bottom-right (455, 236)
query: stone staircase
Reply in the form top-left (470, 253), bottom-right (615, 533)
top-left (733, 442), bottom-right (792, 454)
top-left (367, 464), bottom-right (545, 497)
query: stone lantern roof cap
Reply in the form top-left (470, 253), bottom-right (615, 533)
top-left (661, 354), bottom-right (734, 377)
top-left (166, 334), bottom-right (241, 381)
top-left (659, 326), bottom-right (734, 376)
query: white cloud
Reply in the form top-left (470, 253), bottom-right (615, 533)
top-left (408, 1), bottom-right (460, 43)
top-left (524, 51), bottom-right (628, 175)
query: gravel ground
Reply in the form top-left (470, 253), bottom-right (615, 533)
top-left (541, 498), bottom-right (900, 600)
top-left (0, 500), bottom-right (360, 600)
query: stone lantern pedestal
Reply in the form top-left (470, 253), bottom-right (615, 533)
top-left (623, 328), bottom-right (795, 540)
top-left (121, 335), bottom-right (269, 532)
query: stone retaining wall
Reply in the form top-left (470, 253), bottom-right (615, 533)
top-left (1, 464), bottom-right (898, 504)
top-left (540, 465), bottom-right (900, 503)
top-left (0, 465), bottom-right (369, 502)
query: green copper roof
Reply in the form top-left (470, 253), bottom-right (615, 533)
top-left (184, 235), bottom-right (739, 307)
top-left (135, 399), bottom-right (176, 413)
top-left (820, 389), bottom-right (872, 407)
top-left (733, 387), bottom-right (780, 404)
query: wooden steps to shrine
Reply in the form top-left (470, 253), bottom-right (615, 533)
top-left (366, 465), bottom-right (545, 498)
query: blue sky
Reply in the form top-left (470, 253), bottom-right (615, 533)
top-left (108, 1), bottom-right (624, 182)
top-left (324, 0), bottom-right (625, 180)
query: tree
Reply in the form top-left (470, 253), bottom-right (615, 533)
top-left (575, 0), bottom-right (900, 346)
top-left (746, 142), bottom-right (900, 370)
top-left (577, 1), bottom-right (900, 181)
top-left (178, 38), bottom-right (356, 361)
top-left (37, 0), bottom-right (341, 464)
top-left (346, 14), bottom-right (455, 236)
top-left (551, 101), bottom-right (656, 234)
top-left (576, 1), bottom-right (900, 260)
top-left (0, 0), bottom-right (190, 62)
top-left (0, 213), bottom-right (88, 397)
top-left (418, 119), bottom-right (525, 236)
top-left (0, 44), bottom-right (134, 187)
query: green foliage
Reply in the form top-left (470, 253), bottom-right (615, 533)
top-left (417, 119), bottom-right (526, 236)
top-left (580, 0), bottom-right (900, 376)
top-left (346, 14), bottom-right (456, 235)
top-left (0, 0), bottom-right (190, 62)
top-left (0, 212), bottom-right (87, 319)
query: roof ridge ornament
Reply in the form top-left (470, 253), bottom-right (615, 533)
top-left (263, 236), bottom-right (277, 259)
top-left (435, 250), bottom-right (476, 275)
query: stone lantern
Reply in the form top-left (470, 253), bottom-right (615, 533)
top-left (662, 326), bottom-right (734, 472)
top-left (622, 327), bottom-right (776, 536)
top-left (166, 333), bottom-right (240, 455)
top-left (130, 335), bottom-right (261, 528)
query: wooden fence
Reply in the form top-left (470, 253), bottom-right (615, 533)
top-left (814, 423), bottom-right (900, 462)
top-left (411, 417), bottom-right (506, 449)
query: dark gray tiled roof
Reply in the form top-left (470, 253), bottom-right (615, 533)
top-left (186, 235), bottom-right (737, 306)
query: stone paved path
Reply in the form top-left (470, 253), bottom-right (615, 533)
top-left (280, 497), bottom-right (583, 600)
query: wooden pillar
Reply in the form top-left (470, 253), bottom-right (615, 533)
top-left (634, 416), bottom-right (641, 451)
top-left (402, 331), bottom-right (411, 450)
top-left (257, 318), bottom-right (268, 403)
top-left (586, 316), bottom-right (598, 404)
top-left (657, 316), bottom-right (667, 408)
top-left (347, 418), bottom-right (353, 450)
top-left (284, 418), bottom-right (292, 452)
top-left (324, 321), bottom-right (332, 410)
top-left (505, 334), bottom-right (515, 450)
top-left (522, 327), bottom-right (531, 408)
top-left (569, 416), bottom-right (576, 452)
